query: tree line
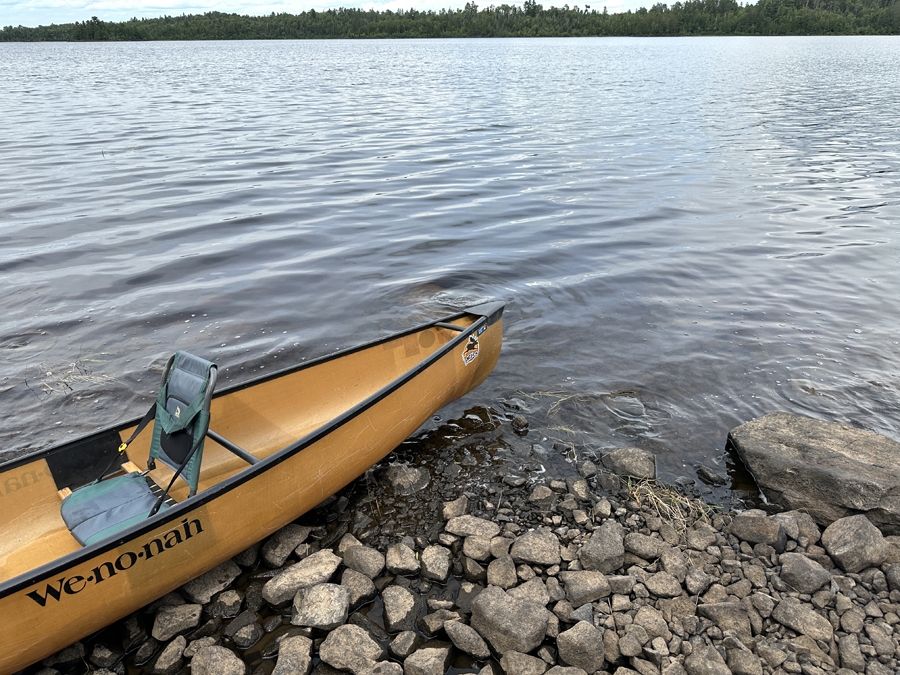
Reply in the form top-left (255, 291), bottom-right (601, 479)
top-left (2, 0), bottom-right (898, 41)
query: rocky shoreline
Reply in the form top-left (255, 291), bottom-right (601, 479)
top-left (29, 438), bottom-right (900, 675)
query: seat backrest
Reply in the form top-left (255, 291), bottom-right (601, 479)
top-left (148, 351), bottom-right (217, 496)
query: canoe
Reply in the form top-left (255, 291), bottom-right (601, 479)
top-left (0, 301), bottom-right (504, 674)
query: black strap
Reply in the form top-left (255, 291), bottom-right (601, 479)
top-left (148, 426), bottom-right (206, 517)
top-left (91, 401), bottom-right (157, 485)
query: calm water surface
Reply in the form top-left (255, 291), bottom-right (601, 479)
top-left (2, 36), bottom-right (900, 498)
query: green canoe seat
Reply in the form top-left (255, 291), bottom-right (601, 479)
top-left (60, 351), bottom-right (217, 547)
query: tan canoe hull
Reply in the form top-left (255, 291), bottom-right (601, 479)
top-left (0, 303), bottom-right (502, 674)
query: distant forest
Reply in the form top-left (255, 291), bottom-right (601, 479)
top-left (2, 0), bottom-right (898, 40)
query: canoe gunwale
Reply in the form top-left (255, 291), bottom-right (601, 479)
top-left (0, 305), bottom-right (499, 599)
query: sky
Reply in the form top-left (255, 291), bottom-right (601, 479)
top-left (2, 0), bottom-right (652, 29)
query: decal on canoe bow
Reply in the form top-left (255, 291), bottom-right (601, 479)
top-left (462, 334), bottom-right (480, 365)
top-left (25, 517), bottom-right (204, 607)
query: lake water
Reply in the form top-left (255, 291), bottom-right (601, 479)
top-left (2, 36), bottom-right (900, 500)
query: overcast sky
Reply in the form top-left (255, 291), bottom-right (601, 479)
top-left (3, 0), bottom-right (653, 29)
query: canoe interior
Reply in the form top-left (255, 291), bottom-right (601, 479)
top-left (0, 315), bottom-right (478, 584)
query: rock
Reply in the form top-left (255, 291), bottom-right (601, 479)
top-left (470, 585), bottom-right (551, 655)
top-left (508, 577), bottom-right (551, 607)
top-left (557, 621), bottom-right (605, 673)
top-left (579, 521), bottom-right (625, 574)
top-left (500, 651), bottom-right (549, 675)
top-left (389, 631), bottom-right (423, 660)
top-left (182, 560), bottom-right (242, 605)
top-left (821, 514), bottom-right (890, 573)
top-left (184, 637), bottom-right (218, 659)
top-left (558, 571), bottom-right (611, 608)
top-left (443, 495), bottom-right (469, 520)
top-left (779, 552), bottom-right (832, 593)
top-left (728, 412), bottom-right (900, 533)
top-left (601, 447), bottom-right (656, 479)
top-left (487, 555), bottom-right (519, 589)
top-left (152, 604), bottom-right (202, 642)
top-left (382, 585), bottom-right (419, 632)
top-left (208, 590), bottom-right (243, 618)
top-left (291, 583), bottom-right (350, 630)
top-left (421, 545), bottom-right (452, 582)
top-left (262, 549), bottom-right (342, 606)
top-left (379, 464), bottom-right (430, 495)
top-left (263, 524), bottom-right (313, 567)
top-left (419, 609), bottom-right (461, 637)
top-left (361, 663), bottom-right (403, 675)
top-left (683, 644), bottom-right (730, 675)
top-left (446, 515), bottom-right (501, 539)
top-left (386, 543), bottom-right (420, 575)
top-left (232, 621), bottom-right (263, 649)
top-left (633, 605), bottom-right (672, 641)
top-left (464, 535), bottom-right (493, 562)
top-left (319, 625), bottom-right (384, 675)
top-left (511, 528), bottom-right (561, 566)
top-left (771, 597), bottom-right (833, 641)
top-left (272, 636), bottom-right (313, 675)
top-left (644, 571), bottom-right (683, 598)
top-left (342, 568), bottom-right (377, 607)
top-left (838, 634), bottom-right (866, 673)
top-left (152, 636), bottom-right (186, 675)
top-left (529, 485), bottom-right (556, 510)
top-left (191, 645), bottom-right (246, 675)
top-left (624, 533), bottom-right (662, 560)
top-left (685, 568), bottom-right (713, 595)
top-left (89, 644), bottom-right (120, 669)
top-left (696, 603), bottom-right (751, 639)
top-left (404, 643), bottom-right (453, 675)
top-left (445, 620), bottom-right (491, 660)
top-left (345, 545), bottom-right (386, 579)
top-left (696, 465), bottom-right (727, 486)
top-left (729, 512), bottom-right (787, 553)
top-left (547, 668), bottom-right (587, 675)
top-left (727, 649), bottom-right (762, 675)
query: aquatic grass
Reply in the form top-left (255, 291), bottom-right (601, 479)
top-left (32, 352), bottom-right (115, 395)
top-left (624, 476), bottom-right (719, 537)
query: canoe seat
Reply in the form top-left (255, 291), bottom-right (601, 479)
top-left (60, 351), bottom-right (217, 547)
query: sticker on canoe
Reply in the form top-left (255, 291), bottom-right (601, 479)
top-left (462, 335), bottom-right (479, 365)
top-left (25, 517), bottom-right (204, 607)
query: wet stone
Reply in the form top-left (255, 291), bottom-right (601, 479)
top-left (344, 545), bottom-right (386, 579)
top-left (404, 643), bottom-right (453, 675)
top-left (601, 447), bottom-right (656, 480)
top-left (443, 495), bottom-right (469, 520)
top-left (500, 650), bottom-right (549, 675)
top-left (385, 542), bottom-right (420, 575)
top-left (421, 545), bottom-right (452, 582)
top-left (208, 589), bottom-right (243, 618)
top-left (511, 528), bottom-right (562, 566)
top-left (272, 635), bottom-right (313, 675)
top-left (382, 585), bottom-right (419, 632)
top-left (318, 625), bottom-right (384, 675)
top-left (445, 619), bottom-right (491, 660)
top-left (291, 583), bottom-right (350, 630)
top-left (152, 604), bottom-right (203, 642)
top-left (263, 524), bottom-right (313, 568)
top-left (233, 621), bottom-right (264, 650)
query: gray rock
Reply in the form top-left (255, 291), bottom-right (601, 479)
top-left (404, 643), bottom-right (453, 675)
top-left (361, 663), bottom-right (404, 675)
top-left (421, 545), bottom-right (452, 582)
top-left (345, 545), bottom-right (386, 579)
top-left (557, 621), bottom-right (606, 673)
top-left (89, 644), bottom-right (120, 669)
top-left (659, 547), bottom-right (688, 582)
top-left (727, 649), bottom-right (762, 675)
top-left (443, 495), bottom-right (469, 520)
top-left (445, 620), bottom-right (491, 660)
top-left (500, 651), bottom-right (549, 675)
top-left (191, 645), bottom-right (246, 675)
top-left (508, 577), bottom-right (551, 607)
top-left (821, 514), bottom-right (890, 573)
top-left (208, 589), bottom-right (243, 618)
top-left (838, 634), bottom-right (866, 673)
top-left (771, 597), bottom-right (833, 641)
top-left (601, 447), bottom-right (656, 479)
top-left (625, 533), bottom-right (662, 560)
top-left (232, 622), bottom-right (263, 650)
top-left (645, 571), bottom-right (683, 598)
top-left (262, 549), bottom-right (342, 606)
top-left (379, 464), bottom-right (430, 495)
top-left (728, 412), bottom-right (900, 533)
top-left (319, 625), bottom-right (384, 675)
top-left (529, 485), bottom-right (556, 510)
top-left (418, 609), bottom-right (461, 637)
top-left (152, 604), bottom-right (202, 642)
top-left (779, 552), bottom-right (832, 593)
top-left (487, 555), bottom-right (519, 589)
top-left (272, 636), bottom-right (313, 675)
top-left (182, 560), bottom-right (242, 605)
top-left (233, 542), bottom-right (261, 568)
top-left (886, 562), bottom-right (900, 591)
top-left (683, 644), bottom-right (730, 675)
top-left (383, 585), bottom-right (419, 632)
top-left (470, 585), bottom-right (551, 655)
top-left (446, 515), bottom-right (501, 539)
top-left (511, 528), bottom-right (561, 566)
top-left (558, 571), bottom-right (611, 608)
top-left (685, 568), bottom-right (713, 596)
top-left (390, 631), bottom-right (424, 660)
top-left (184, 637), bottom-right (218, 659)
top-left (729, 512), bottom-right (787, 553)
top-left (696, 603), bottom-right (751, 639)
top-left (547, 668), bottom-right (588, 675)
top-left (342, 568), bottom-right (377, 607)
top-left (152, 636), bottom-right (186, 675)
top-left (263, 524), bottom-right (313, 567)
top-left (579, 521), bottom-right (625, 574)
top-left (633, 605), bottom-right (672, 641)
top-left (291, 583), bottom-right (350, 630)
top-left (386, 543), bottom-right (420, 575)
top-left (464, 535), bottom-right (493, 562)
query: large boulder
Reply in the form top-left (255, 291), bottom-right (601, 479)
top-left (728, 412), bottom-right (900, 533)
